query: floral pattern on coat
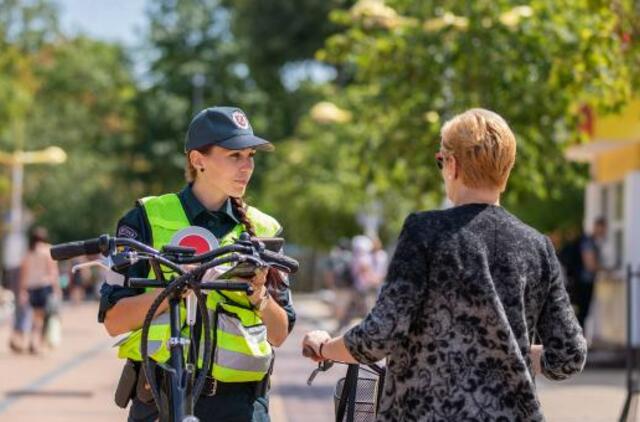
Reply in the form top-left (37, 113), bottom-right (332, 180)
top-left (344, 204), bottom-right (587, 422)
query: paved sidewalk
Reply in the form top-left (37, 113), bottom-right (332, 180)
top-left (0, 295), bottom-right (631, 421)
top-left (0, 302), bottom-right (127, 421)
top-left (283, 293), bottom-right (628, 422)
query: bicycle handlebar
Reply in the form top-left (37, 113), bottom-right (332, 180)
top-left (50, 235), bottom-right (110, 260)
top-left (259, 249), bottom-right (299, 273)
top-left (51, 232), bottom-right (299, 421)
top-left (50, 234), bottom-right (299, 274)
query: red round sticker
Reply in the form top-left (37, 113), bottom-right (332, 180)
top-left (170, 226), bottom-right (219, 254)
top-left (178, 235), bottom-right (210, 254)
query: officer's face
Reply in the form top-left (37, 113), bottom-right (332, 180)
top-left (196, 146), bottom-right (255, 197)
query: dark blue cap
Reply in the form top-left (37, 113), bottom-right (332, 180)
top-left (185, 106), bottom-right (274, 152)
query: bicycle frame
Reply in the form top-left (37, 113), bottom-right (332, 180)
top-left (51, 233), bottom-right (298, 422)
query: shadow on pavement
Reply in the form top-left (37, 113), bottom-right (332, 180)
top-left (6, 390), bottom-right (93, 398)
top-left (274, 383), bottom-right (335, 400)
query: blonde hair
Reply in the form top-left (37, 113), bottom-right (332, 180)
top-left (440, 108), bottom-right (516, 191)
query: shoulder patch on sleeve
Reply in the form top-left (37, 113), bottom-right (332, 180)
top-left (117, 225), bottom-right (138, 239)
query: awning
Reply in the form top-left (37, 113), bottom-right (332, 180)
top-left (565, 139), bottom-right (640, 162)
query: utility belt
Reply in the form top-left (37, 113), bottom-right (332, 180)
top-left (201, 374), bottom-right (268, 398)
top-left (115, 359), bottom-right (270, 409)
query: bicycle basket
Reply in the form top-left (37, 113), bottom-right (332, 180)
top-left (334, 374), bottom-right (379, 422)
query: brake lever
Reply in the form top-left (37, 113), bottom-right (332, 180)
top-left (71, 260), bottom-right (110, 273)
top-left (306, 360), bottom-right (335, 386)
top-left (73, 256), bottom-right (126, 286)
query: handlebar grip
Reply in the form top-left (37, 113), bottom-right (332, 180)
top-left (259, 250), bottom-right (299, 274)
top-left (50, 237), bottom-right (105, 261)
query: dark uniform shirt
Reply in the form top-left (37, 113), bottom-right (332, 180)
top-left (98, 184), bottom-right (296, 332)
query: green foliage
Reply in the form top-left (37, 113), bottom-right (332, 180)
top-left (0, 0), bottom-right (138, 242)
top-left (133, 0), bottom-right (354, 204)
top-left (0, 0), bottom-right (637, 251)
top-left (266, 0), bottom-right (639, 246)
top-left (131, 0), bottom-right (254, 193)
top-left (0, 0), bottom-right (58, 51)
top-left (228, 0), bottom-right (355, 141)
top-left (22, 37), bottom-right (139, 240)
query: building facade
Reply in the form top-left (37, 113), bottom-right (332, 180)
top-left (566, 100), bottom-right (640, 344)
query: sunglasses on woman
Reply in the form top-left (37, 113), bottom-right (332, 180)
top-left (435, 151), bottom-right (444, 170)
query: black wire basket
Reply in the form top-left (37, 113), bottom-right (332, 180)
top-left (333, 368), bottom-right (380, 422)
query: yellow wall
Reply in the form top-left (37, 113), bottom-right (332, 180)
top-left (591, 99), bottom-right (640, 182)
top-left (594, 100), bottom-right (640, 142)
top-left (595, 142), bottom-right (640, 183)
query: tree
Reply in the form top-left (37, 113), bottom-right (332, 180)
top-left (132, 0), bottom-right (256, 194)
top-left (0, 0), bottom-right (139, 241)
top-left (265, 0), bottom-right (639, 247)
top-left (227, 0), bottom-right (355, 141)
top-left (134, 0), bottom-right (356, 199)
top-left (23, 36), bottom-right (139, 240)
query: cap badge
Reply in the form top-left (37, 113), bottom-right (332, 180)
top-left (232, 111), bottom-right (249, 129)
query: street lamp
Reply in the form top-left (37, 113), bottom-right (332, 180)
top-left (309, 101), bottom-right (352, 124)
top-left (0, 146), bottom-right (67, 269)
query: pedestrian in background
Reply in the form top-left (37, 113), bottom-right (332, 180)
top-left (369, 235), bottom-right (388, 300)
top-left (18, 226), bottom-right (61, 354)
top-left (575, 217), bottom-right (607, 330)
top-left (303, 108), bottom-right (586, 421)
top-left (322, 238), bottom-right (354, 327)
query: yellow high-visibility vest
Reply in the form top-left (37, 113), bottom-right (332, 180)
top-left (117, 193), bottom-right (281, 382)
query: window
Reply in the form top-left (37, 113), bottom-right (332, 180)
top-left (599, 181), bottom-right (625, 269)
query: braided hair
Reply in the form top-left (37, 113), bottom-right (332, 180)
top-left (230, 196), bottom-right (287, 297)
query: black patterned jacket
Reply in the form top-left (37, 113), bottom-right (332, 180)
top-left (344, 204), bottom-right (587, 422)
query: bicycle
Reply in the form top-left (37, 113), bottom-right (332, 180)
top-left (51, 233), bottom-right (299, 422)
top-left (304, 348), bottom-right (386, 422)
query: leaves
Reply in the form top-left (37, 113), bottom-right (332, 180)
top-left (266, 0), bottom-right (639, 246)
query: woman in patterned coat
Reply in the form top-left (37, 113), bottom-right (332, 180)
top-left (303, 108), bottom-right (587, 421)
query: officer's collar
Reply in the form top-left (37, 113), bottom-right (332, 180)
top-left (180, 184), bottom-right (240, 224)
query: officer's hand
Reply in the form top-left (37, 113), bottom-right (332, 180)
top-left (247, 267), bottom-right (268, 304)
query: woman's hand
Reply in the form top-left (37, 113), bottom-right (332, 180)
top-left (302, 330), bottom-right (332, 362)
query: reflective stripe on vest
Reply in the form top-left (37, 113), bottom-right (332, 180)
top-left (196, 302), bottom-right (273, 382)
top-left (116, 193), bottom-right (280, 383)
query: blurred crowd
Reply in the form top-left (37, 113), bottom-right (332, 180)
top-left (319, 217), bottom-right (610, 344)
top-left (0, 226), bottom-right (104, 355)
top-left (322, 234), bottom-right (389, 335)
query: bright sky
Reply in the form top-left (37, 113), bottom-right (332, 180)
top-left (56, 0), bottom-right (147, 45)
top-left (54, 0), bottom-right (335, 88)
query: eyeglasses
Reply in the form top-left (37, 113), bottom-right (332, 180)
top-left (435, 151), bottom-right (444, 170)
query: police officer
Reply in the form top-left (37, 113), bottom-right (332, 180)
top-left (98, 107), bottom-right (296, 422)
